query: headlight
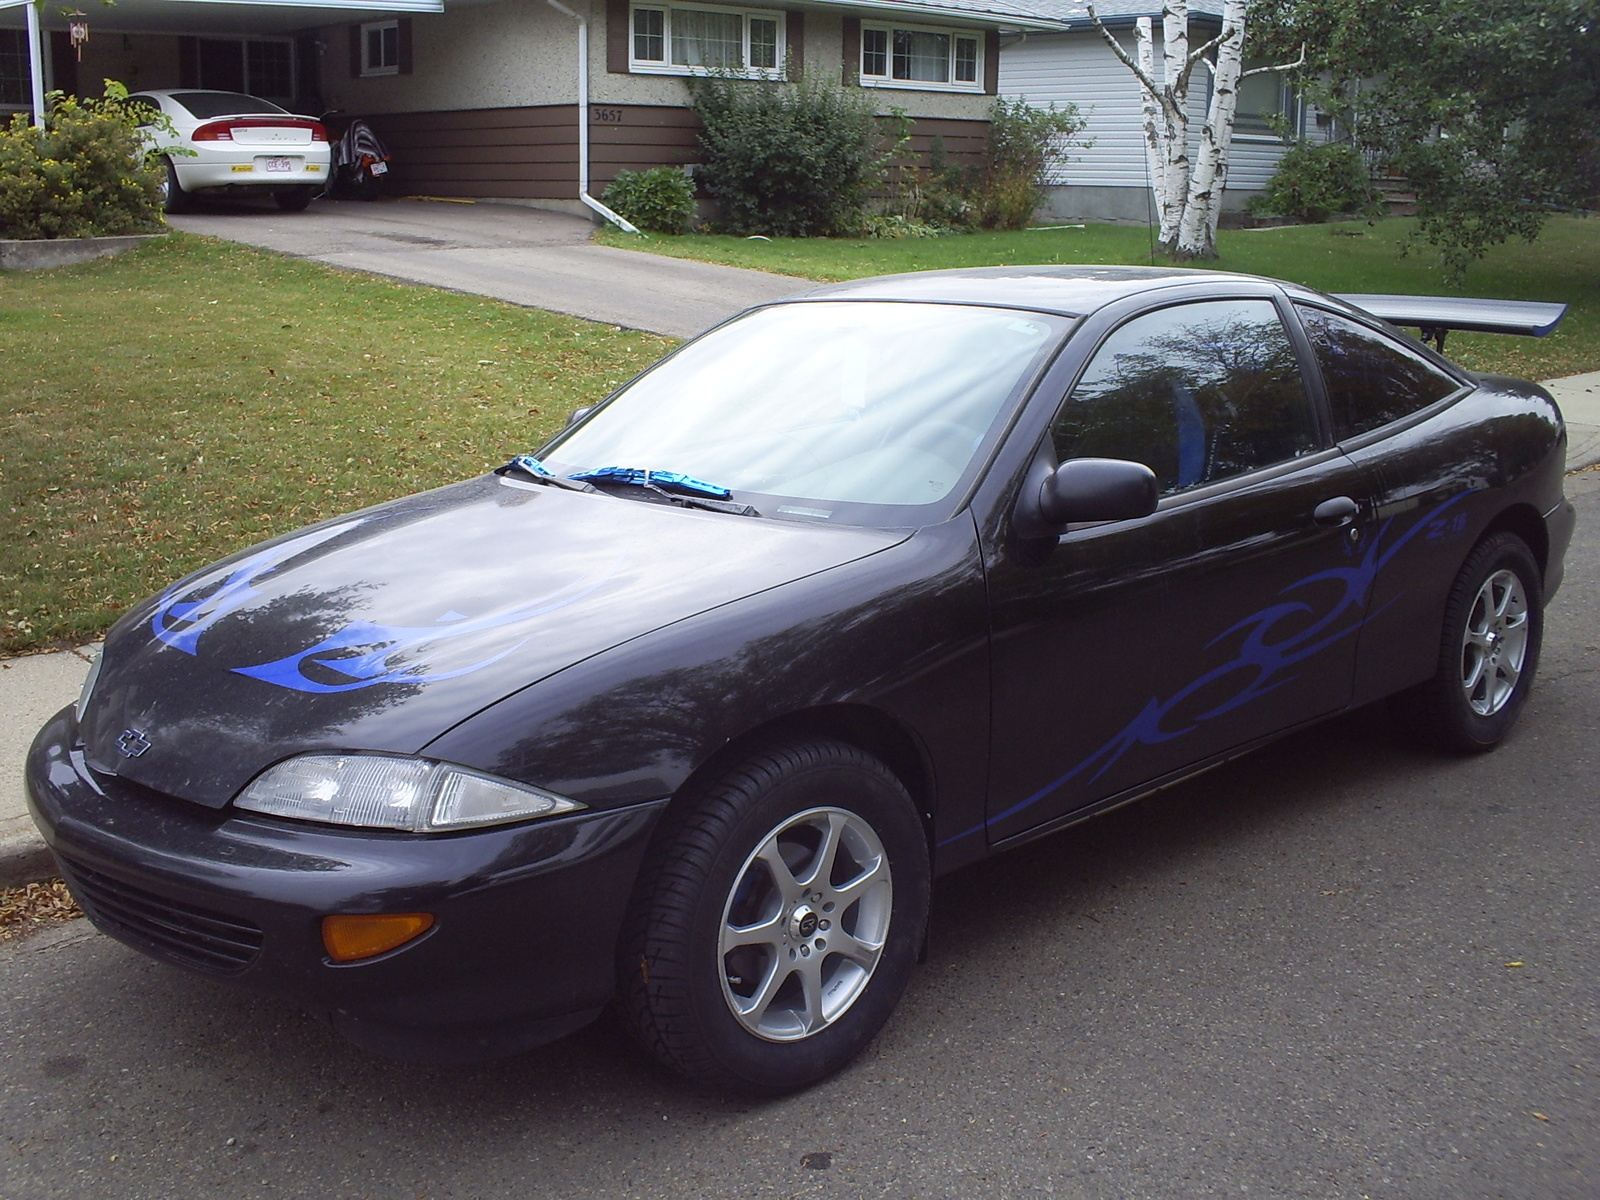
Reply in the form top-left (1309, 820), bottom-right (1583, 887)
top-left (234, 754), bottom-right (584, 832)
top-left (75, 651), bottom-right (103, 723)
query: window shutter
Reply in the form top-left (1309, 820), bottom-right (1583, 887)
top-left (984, 30), bottom-right (999, 95)
top-left (607, 0), bottom-right (629, 73)
top-left (842, 17), bottom-right (860, 85)
top-left (349, 24), bottom-right (362, 78)
top-left (179, 36), bottom-right (199, 88)
top-left (786, 10), bottom-right (804, 75)
top-left (398, 18), bottom-right (413, 74)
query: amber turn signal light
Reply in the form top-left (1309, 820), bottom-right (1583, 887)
top-left (322, 913), bottom-right (435, 963)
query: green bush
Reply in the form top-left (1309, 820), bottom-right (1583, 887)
top-left (601, 166), bottom-right (697, 234)
top-left (887, 98), bottom-right (1086, 232)
top-left (1248, 140), bottom-right (1382, 224)
top-left (690, 73), bottom-right (881, 237)
top-left (0, 81), bottom-right (168, 240)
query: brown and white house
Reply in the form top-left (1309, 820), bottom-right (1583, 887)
top-left (3, 0), bottom-right (1067, 219)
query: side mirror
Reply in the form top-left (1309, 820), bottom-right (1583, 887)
top-left (565, 406), bottom-right (594, 428)
top-left (1015, 456), bottom-right (1159, 537)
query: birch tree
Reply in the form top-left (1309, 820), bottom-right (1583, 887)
top-left (1088, 0), bottom-right (1303, 259)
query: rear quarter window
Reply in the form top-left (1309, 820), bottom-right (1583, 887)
top-left (1297, 305), bottom-right (1462, 441)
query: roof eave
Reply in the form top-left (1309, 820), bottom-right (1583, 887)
top-left (797, 0), bottom-right (1070, 33)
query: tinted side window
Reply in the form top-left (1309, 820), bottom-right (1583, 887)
top-left (1053, 299), bottom-right (1319, 494)
top-left (1297, 305), bottom-right (1461, 440)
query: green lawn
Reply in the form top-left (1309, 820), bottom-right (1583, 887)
top-left (598, 216), bottom-right (1600, 381)
top-left (0, 234), bottom-right (672, 654)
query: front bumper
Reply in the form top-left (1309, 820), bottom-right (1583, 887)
top-left (26, 707), bottom-right (666, 1061)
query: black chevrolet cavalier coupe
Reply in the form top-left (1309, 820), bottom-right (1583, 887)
top-left (28, 267), bottom-right (1575, 1093)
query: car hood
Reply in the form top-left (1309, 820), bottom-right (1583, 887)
top-left (80, 475), bottom-right (905, 807)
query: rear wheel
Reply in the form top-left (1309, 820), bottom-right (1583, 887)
top-left (274, 186), bottom-right (314, 212)
top-left (161, 158), bottom-right (192, 214)
top-left (619, 740), bottom-right (929, 1094)
top-left (1392, 531), bottom-right (1543, 753)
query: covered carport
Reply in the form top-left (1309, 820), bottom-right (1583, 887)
top-left (0, 0), bottom-right (441, 126)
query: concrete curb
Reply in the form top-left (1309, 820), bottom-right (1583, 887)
top-left (0, 233), bottom-right (167, 272)
top-left (4, 375), bottom-right (1599, 892)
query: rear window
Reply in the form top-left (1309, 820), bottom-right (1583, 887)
top-left (169, 91), bottom-right (288, 119)
top-left (1296, 305), bottom-right (1462, 440)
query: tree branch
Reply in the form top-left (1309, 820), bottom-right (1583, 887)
top-left (1087, 3), bottom-right (1163, 96)
top-left (1241, 44), bottom-right (1308, 79)
top-left (1176, 24), bottom-right (1238, 94)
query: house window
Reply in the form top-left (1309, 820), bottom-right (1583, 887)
top-left (0, 30), bottom-right (29, 107)
top-left (859, 21), bottom-right (982, 92)
top-left (1235, 66), bottom-right (1297, 139)
top-left (363, 21), bottom-right (400, 76)
top-left (629, 4), bottom-right (786, 77)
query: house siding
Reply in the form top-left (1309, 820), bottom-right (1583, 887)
top-left (1000, 27), bottom-right (1316, 221)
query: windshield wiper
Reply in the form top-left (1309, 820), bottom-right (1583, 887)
top-left (496, 455), bottom-right (597, 492)
top-left (568, 466), bottom-right (759, 516)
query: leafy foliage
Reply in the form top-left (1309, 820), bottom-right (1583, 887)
top-left (890, 98), bottom-right (1087, 232)
top-left (1254, 0), bottom-right (1600, 273)
top-left (690, 73), bottom-right (881, 237)
top-left (601, 166), bottom-right (697, 234)
top-left (0, 81), bottom-right (168, 240)
top-left (1248, 139), bottom-right (1381, 223)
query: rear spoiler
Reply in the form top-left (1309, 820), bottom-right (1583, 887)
top-left (1334, 294), bottom-right (1567, 352)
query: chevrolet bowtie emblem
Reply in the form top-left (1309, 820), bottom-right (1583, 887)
top-left (116, 729), bottom-right (152, 758)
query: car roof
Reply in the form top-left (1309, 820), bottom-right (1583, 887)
top-left (793, 265), bottom-right (1280, 319)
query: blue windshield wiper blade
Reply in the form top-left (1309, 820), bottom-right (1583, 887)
top-left (568, 466), bottom-right (732, 498)
top-left (569, 466), bottom-right (759, 516)
top-left (496, 455), bottom-right (596, 492)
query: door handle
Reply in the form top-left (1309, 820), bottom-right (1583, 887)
top-left (1313, 496), bottom-right (1361, 526)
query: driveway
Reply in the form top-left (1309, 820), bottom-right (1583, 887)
top-left (168, 198), bottom-right (810, 339)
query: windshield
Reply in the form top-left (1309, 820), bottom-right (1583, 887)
top-left (170, 92), bottom-right (289, 119)
top-left (541, 301), bottom-right (1068, 525)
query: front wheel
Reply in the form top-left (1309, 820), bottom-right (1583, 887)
top-left (619, 740), bottom-right (929, 1094)
top-left (1392, 531), bottom-right (1544, 753)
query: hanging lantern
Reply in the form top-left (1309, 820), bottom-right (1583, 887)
top-left (68, 11), bottom-right (89, 61)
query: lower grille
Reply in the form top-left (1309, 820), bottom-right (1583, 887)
top-left (60, 857), bottom-right (263, 975)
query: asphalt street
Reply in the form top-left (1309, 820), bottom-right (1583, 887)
top-left (2, 471), bottom-right (1596, 1200)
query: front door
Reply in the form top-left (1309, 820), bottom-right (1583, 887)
top-left (984, 295), bottom-right (1378, 845)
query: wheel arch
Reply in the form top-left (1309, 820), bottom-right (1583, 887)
top-left (1479, 503), bottom-right (1549, 586)
top-left (670, 704), bottom-right (938, 852)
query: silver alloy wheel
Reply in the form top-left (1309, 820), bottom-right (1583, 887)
top-left (719, 806), bottom-right (892, 1043)
top-left (1460, 567), bottom-right (1530, 716)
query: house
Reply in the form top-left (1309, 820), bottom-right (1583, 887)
top-left (994, 0), bottom-right (1327, 222)
top-left (2, 0), bottom-right (1068, 221)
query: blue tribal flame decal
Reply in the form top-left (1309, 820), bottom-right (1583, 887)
top-left (151, 519), bottom-right (370, 655)
top-left (941, 492), bottom-right (1472, 848)
top-left (229, 547), bottom-right (626, 693)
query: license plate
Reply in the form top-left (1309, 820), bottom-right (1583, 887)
top-left (369, 161), bottom-right (388, 176)
top-left (264, 157), bottom-right (292, 173)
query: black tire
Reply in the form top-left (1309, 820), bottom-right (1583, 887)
top-left (161, 157), bottom-right (192, 214)
top-left (1391, 531), bottom-right (1543, 753)
top-left (274, 186), bottom-right (314, 212)
top-left (619, 739), bottom-right (930, 1094)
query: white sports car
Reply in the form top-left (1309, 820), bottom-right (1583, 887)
top-left (130, 89), bottom-right (331, 213)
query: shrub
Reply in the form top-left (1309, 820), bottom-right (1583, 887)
top-left (0, 81), bottom-right (168, 240)
top-left (885, 98), bottom-right (1086, 232)
top-left (970, 97), bottom-right (1086, 230)
top-left (690, 73), bottom-right (881, 237)
top-left (1248, 140), bottom-right (1382, 224)
top-left (601, 166), bottom-right (697, 234)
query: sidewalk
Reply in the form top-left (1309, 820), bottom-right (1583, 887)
top-left (5, 373), bottom-right (1599, 888)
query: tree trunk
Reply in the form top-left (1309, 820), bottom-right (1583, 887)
top-left (1156, 4), bottom-right (1190, 250)
top-left (1175, 0), bottom-right (1247, 259)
